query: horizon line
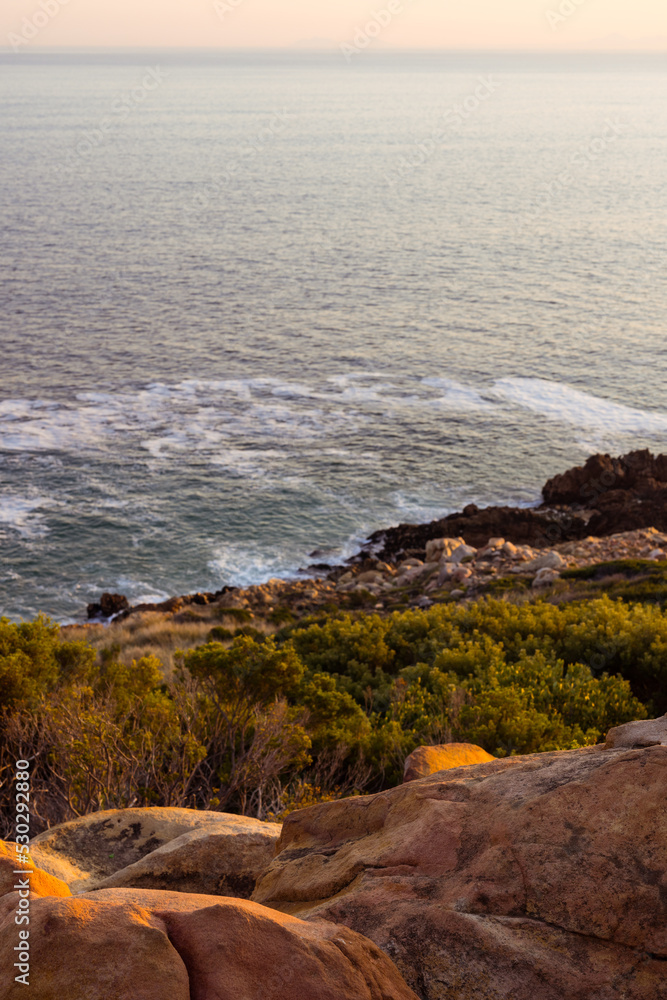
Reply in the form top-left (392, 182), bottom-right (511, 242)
top-left (1, 45), bottom-right (666, 55)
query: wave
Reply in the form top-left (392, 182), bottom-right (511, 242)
top-left (0, 496), bottom-right (53, 539)
top-left (492, 377), bottom-right (667, 434)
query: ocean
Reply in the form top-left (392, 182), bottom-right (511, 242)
top-left (1, 50), bottom-right (666, 621)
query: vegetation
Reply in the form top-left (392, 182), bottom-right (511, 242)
top-left (2, 591), bottom-right (666, 837)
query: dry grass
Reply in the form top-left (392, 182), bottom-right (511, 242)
top-left (64, 609), bottom-right (276, 678)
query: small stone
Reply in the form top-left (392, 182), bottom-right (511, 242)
top-left (532, 568), bottom-right (560, 589)
top-left (450, 589), bottom-right (465, 599)
top-left (398, 558), bottom-right (424, 571)
top-left (451, 544), bottom-right (477, 565)
top-left (525, 551), bottom-right (566, 572)
top-left (436, 562), bottom-right (456, 586)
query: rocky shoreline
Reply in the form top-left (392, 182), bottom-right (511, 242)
top-left (85, 450), bottom-right (667, 625)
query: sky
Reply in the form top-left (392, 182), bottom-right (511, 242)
top-left (2, 0), bottom-right (666, 52)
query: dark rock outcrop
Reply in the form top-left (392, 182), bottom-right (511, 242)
top-left (362, 506), bottom-right (589, 561)
top-left (86, 592), bottom-right (130, 620)
top-left (360, 451), bottom-right (667, 562)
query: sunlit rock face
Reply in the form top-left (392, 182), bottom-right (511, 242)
top-left (253, 742), bottom-right (667, 1000)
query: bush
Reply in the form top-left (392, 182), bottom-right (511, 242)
top-left (1, 594), bottom-right (663, 833)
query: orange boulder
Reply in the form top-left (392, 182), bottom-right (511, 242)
top-left (0, 886), bottom-right (418, 1000)
top-left (0, 841), bottom-right (71, 900)
top-left (403, 742), bottom-right (494, 781)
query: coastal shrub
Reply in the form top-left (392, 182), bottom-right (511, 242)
top-left (0, 616), bottom-right (95, 713)
top-left (0, 594), bottom-right (664, 833)
top-left (287, 596), bottom-right (667, 715)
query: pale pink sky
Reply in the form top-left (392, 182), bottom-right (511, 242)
top-left (3, 0), bottom-right (666, 51)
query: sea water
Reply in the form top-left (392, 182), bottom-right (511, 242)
top-left (1, 50), bottom-right (665, 620)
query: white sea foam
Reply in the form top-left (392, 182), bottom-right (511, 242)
top-left (421, 377), bottom-right (499, 413)
top-left (208, 542), bottom-right (308, 588)
top-left (114, 576), bottom-right (172, 605)
top-left (0, 496), bottom-right (52, 539)
top-left (492, 378), bottom-right (667, 433)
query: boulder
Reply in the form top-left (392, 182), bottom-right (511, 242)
top-left (0, 842), bottom-right (71, 900)
top-left (358, 452), bottom-right (667, 562)
top-left (253, 744), bottom-right (667, 1000)
top-left (94, 825), bottom-right (280, 898)
top-left (450, 543), bottom-right (477, 565)
top-left (524, 551), bottom-right (566, 572)
top-left (605, 714), bottom-right (667, 749)
top-left (0, 885), bottom-right (418, 1000)
top-left (403, 743), bottom-right (495, 782)
top-left (30, 807), bottom-right (281, 893)
top-left (0, 894), bottom-right (190, 1000)
top-left (362, 506), bottom-right (589, 560)
top-left (425, 538), bottom-right (466, 563)
top-left (532, 568), bottom-right (560, 589)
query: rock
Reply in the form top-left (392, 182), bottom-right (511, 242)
top-left (605, 714), bottom-right (667, 749)
top-left (501, 540), bottom-right (518, 557)
top-left (362, 507), bottom-right (589, 561)
top-left (0, 893), bottom-right (191, 1000)
top-left (451, 566), bottom-right (473, 585)
top-left (412, 596), bottom-right (433, 609)
top-left (86, 592), bottom-right (130, 620)
top-left (359, 452), bottom-right (667, 565)
top-left (397, 558), bottom-right (424, 570)
top-left (0, 884), bottom-right (418, 1000)
top-left (524, 550), bottom-right (566, 572)
top-left (396, 566), bottom-right (429, 586)
top-left (357, 571), bottom-right (386, 585)
top-left (0, 842), bottom-right (71, 900)
top-left (436, 562), bottom-right (456, 586)
top-left (253, 745), bottom-right (667, 1000)
top-left (450, 543), bottom-right (477, 565)
top-left (450, 589), bottom-right (465, 599)
top-left (424, 537), bottom-right (465, 563)
top-left (403, 743), bottom-right (495, 781)
top-left (30, 808), bottom-right (281, 893)
top-left (532, 568), bottom-right (560, 589)
top-left (543, 449), bottom-right (667, 506)
top-left (649, 548), bottom-right (667, 561)
top-left (91, 824), bottom-right (280, 898)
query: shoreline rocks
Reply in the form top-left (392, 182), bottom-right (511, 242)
top-left (81, 450), bottom-right (667, 623)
